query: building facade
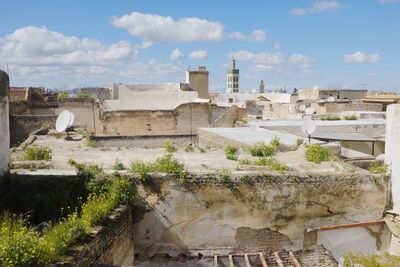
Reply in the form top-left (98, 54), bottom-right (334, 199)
top-left (186, 66), bottom-right (209, 99)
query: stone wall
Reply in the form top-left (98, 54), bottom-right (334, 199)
top-left (101, 102), bottom-right (210, 136)
top-left (92, 134), bottom-right (196, 148)
top-left (210, 106), bottom-right (246, 127)
top-left (67, 206), bottom-right (134, 267)
top-left (133, 173), bottom-right (389, 260)
top-left (0, 70), bottom-right (10, 175)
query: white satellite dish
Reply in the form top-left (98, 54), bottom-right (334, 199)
top-left (301, 120), bottom-right (317, 143)
top-left (299, 104), bottom-right (307, 112)
top-left (305, 107), bottom-right (316, 114)
top-left (327, 96), bottom-right (335, 102)
top-left (56, 110), bottom-right (74, 132)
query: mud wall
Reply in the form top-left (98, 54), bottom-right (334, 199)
top-left (133, 173), bottom-right (389, 260)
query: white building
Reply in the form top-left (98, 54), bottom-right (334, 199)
top-left (227, 58), bottom-right (239, 93)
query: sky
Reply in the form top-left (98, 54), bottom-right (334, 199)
top-left (0, 0), bottom-right (399, 92)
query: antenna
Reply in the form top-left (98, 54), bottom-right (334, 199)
top-left (301, 120), bottom-right (317, 144)
top-left (360, 82), bottom-right (368, 90)
top-left (55, 110), bottom-right (75, 140)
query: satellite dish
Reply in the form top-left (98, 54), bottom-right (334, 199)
top-left (305, 107), bottom-right (316, 114)
top-left (56, 110), bottom-right (74, 132)
top-left (299, 104), bottom-right (307, 112)
top-left (301, 120), bottom-right (316, 136)
top-left (327, 96), bottom-right (335, 102)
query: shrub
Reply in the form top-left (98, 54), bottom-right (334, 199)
top-left (130, 161), bottom-right (153, 181)
top-left (219, 168), bottom-right (231, 183)
top-left (249, 141), bottom-right (276, 157)
top-left (76, 91), bottom-right (93, 100)
top-left (305, 145), bottom-right (330, 163)
top-left (198, 147), bottom-right (206, 153)
top-left (23, 145), bottom-right (52, 161)
top-left (240, 175), bottom-right (251, 183)
top-left (113, 159), bottom-right (125, 171)
top-left (155, 154), bottom-right (187, 183)
top-left (344, 114), bottom-right (358, 120)
top-left (369, 161), bottom-right (388, 175)
top-left (237, 118), bottom-right (248, 125)
top-left (296, 138), bottom-right (304, 147)
top-left (68, 159), bottom-right (103, 180)
top-left (320, 115), bottom-right (341, 121)
top-left (57, 91), bottom-right (69, 101)
top-left (343, 253), bottom-right (400, 267)
top-left (164, 140), bottom-right (176, 153)
top-left (0, 213), bottom-right (50, 266)
top-left (238, 159), bottom-right (252, 165)
top-left (224, 145), bottom-right (238, 160)
top-left (270, 137), bottom-right (280, 150)
top-left (185, 143), bottom-right (194, 152)
top-left (265, 158), bottom-right (289, 173)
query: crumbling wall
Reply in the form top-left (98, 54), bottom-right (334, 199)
top-left (133, 173), bottom-right (389, 260)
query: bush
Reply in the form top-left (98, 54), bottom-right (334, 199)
top-left (57, 91), bottom-right (69, 101)
top-left (343, 253), bottom-right (400, 267)
top-left (265, 158), bottom-right (289, 173)
top-left (76, 91), bottom-right (93, 100)
top-left (68, 159), bottom-right (103, 180)
top-left (164, 140), bottom-right (176, 153)
top-left (219, 168), bottom-right (231, 183)
top-left (270, 137), bottom-right (280, 150)
top-left (320, 115), bottom-right (341, 121)
top-left (249, 141), bottom-right (276, 157)
top-left (305, 145), bottom-right (330, 163)
top-left (369, 161), bottom-right (388, 175)
top-left (224, 145), bottom-right (238, 160)
top-left (23, 145), bottom-right (52, 161)
top-left (113, 159), bottom-right (125, 171)
top-left (185, 143), bottom-right (194, 152)
top-left (130, 161), bottom-right (153, 182)
top-left (344, 114), bottom-right (358, 120)
top-left (296, 138), bottom-right (304, 147)
top-left (0, 213), bottom-right (50, 266)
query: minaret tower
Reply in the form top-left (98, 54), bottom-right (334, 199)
top-left (227, 57), bottom-right (239, 93)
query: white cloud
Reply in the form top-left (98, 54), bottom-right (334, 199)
top-left (289, 54), bottom-right (316, 68)
top-left (111, 12), bottom-right (224, 43)
top-left (228, 50), bottom-right (316, 72)
top-left (344, 51), bottom-right (381, 63)
top-left (189, 50), bottom-right (208, 59)
top-left (170, 48), bottom-right (184, 60)
top-left (290, 1), bottom-right (343, 16)
top-left (136, 41), bottom-right (153, 49)
top-left (378, 0), bottom-right (399, 4)
top-left (228, 29), bottom-right (266, 42)
top-left (0, 26), bottom-right (137, 66)
top-left (119, 60), bottom-right (183, 81)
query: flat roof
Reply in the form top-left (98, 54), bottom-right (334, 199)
top-left (311, 132), bottom-right (376, 142)
top-left (249, 118), bottom-right (386, 128)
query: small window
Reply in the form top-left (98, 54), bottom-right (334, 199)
top-left (229, 98), bottom-right (233, 103)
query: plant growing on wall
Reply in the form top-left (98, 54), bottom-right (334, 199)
top-left (344, 114), bottom-right (358, 120)
top-left (224, 145), bottom-right (238, 160)
top-left (305, 145), bottom-right (330, 163)
top-left (164, 140), bottom-right (177, 153)
top-left (23, 145), bottom-right (52, 161)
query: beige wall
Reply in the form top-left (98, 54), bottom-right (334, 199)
top-left (324, 102), bottom-right (382, 113)
top-left (263, 103), bottom-right (298, 119)
top-left (298, 89), bottom-right (320, 100)
top-left (299, 89), bottom-right (367, 101)
top-left (187, 70), bottom-right (209, 99)
top-left (101, 103), bottom-right (211, 135)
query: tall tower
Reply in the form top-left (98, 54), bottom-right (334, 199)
top-left (259, 80), bottom-right (265, 94)
top-left (227, 57), bottom-right (239, 93)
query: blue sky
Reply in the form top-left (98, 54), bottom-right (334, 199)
top-left (0, 0), bottom-right (399, 92)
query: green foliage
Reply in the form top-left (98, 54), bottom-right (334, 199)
top-left (305, 145), bottom-right (330, 163)
top-left (0, 170), bottom-right (135, 266)
top-left (0, 213), bottom-right (50, 266)
top-left (239, 175), bottom-right (251, 183)
top-left (219, 168), bottom-right (231, 183)
top-left (68, 159), bottom-right (103, 180)
top-left (238, 159), bottom-right (252, 165)
top-left (369, 161), bottom-right (388, 175)
top-left (224, 145), bottom-right (238, 160)
top-left (164, 140), bottom-right (177, 153)
top-left (57, 91), bottom-right (69, 101)
top-left (270, 137), bottom-right (280, 150)
top-left (23, 145), bottom-right (52, 161)
top-left (185, 143), bottom-right (194, 152)
top-left (237, 118), bottom-right (248, 125)
top-left (320, 115), bottom-right (341, 120)
top-left (249, 141), bottom-right (277, 157)
top-left (296, 138), bottom-right (304, 147)
top-left (130, 154), bottom-right (187, 184)
top-left (198, 147), bottom-right (206, 153)
top-left (265, 158), bottom-right (289, 173)
top-left (344, 114), bottom-right (358, 120)
top-left (76, 91), bottom-right (93, 100)
top-left (343, 253), bottom-right (400, 267)
top-left (113, 159), bottom-right (125, 171)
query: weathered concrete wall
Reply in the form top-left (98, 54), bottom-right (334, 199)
top-left (324, 103), bottom-right (382, 113)
top-left (68, 206), bottom-right (134, 267)
top-left (263, 103), bottom-right (298, 119)
top-left (0, 70), bottom-right (10, 175)
top-left (342, 140), bottom-right (384, 156)
top-left (9, 115), bottom-right (57, 147)
top-left (133, 173), bottom-right (389, 259)
top-left (210, 106), bottom-right (246, 127)
top-left (187, 68), bottom-right (209, 99)
top-left (102, 103), bottom-right (210, 136)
